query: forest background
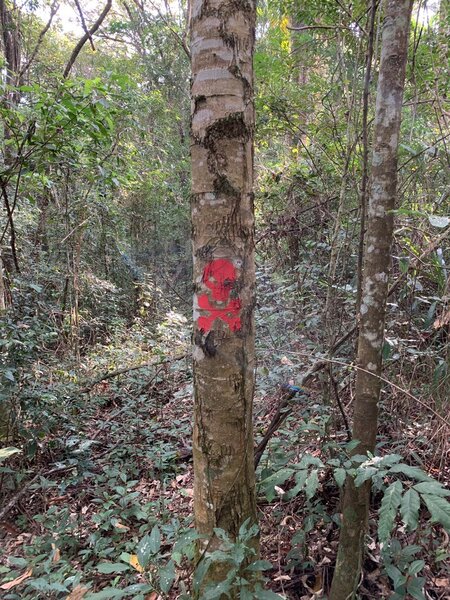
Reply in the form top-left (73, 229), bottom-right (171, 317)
top-left (0, 0), bottom-right (449, 599)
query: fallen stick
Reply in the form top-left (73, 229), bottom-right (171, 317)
top-left (79, 354), bottom-right (186, 394)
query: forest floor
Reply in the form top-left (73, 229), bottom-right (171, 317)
top-left (1, 272), bottom-right (449, 599)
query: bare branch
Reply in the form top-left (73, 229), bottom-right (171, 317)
top-left (73, 0), bottom-right (95, 51)
top-left (19, 1), bottom-right (59, 78)
top-left (63, 0), bottom-right (112, 79)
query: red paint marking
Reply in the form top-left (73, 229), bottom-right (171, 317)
top-left (197, 258), bottom-right (241, 332)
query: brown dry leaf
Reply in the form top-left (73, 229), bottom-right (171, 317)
top-left (435, 578), bottom-right (450, 588)
top-left (280, 355), bottom-right (294, 366)
top-left (313, 572), bottom-right (323, 592)
top-left (112, 520), bottom-right (130, 532)
top-left (0, 569), bottom-right (33, 590)
top-left (434, 310), bottom-right (450, 329)
top-left (182, 488), bottom-right (194, 498)
top-left (129, 554), bottom-right (144, 573)
top-left (145, 593), bottom-right (158, 600)
top-left (66, 584), bottom-right (89, 600)
top-left (52, 543), bottom-right (61, 563)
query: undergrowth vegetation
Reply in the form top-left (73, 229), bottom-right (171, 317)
top-left (0, 0), bottom-right (449, 598)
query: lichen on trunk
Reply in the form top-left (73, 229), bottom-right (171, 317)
top-left (190, 0), bottom-right (258, 595)
top-left (330, 2), bottom-right (414, 599)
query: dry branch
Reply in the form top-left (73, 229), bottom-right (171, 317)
top-left (63, 0), bottom-right (112, 78)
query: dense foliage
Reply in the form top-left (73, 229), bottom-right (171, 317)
top-left (0, 0), bottom-right (448, 598)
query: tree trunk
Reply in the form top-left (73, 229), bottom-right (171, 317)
top-left (190, 0), bottom-right (258, 593)
top-left (330, 2), bottom-right (413, 598)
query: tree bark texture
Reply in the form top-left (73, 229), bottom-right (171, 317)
top-left (190, 0), bottom-right (258, 587)
top-left (330, 1), bottom-right (413, 598)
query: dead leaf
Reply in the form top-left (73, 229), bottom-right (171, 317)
top-left (145, 593), bottom-right (158, 600)
top-left (435, 578), bottom-right (450, 588)
top-left (313, 572), bottom-right (323, 592)
top-left (434, 310), bottom-right (450, 329)
top-left (51, 543), bottom-right (61, 563)
top-left (281, 355), bottom-right (294, 366)
top-left (0, 569), bottom-right (33, 590)
top-left (66, 584), bottom-right (89, 600)
top-left (129, 554), bottom-right (144, 573)
top-left (111, 519), bottom-right (130, 532)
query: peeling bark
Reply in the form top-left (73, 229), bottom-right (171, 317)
top-left (330, 2), bottom-right (413, 599)
top-left (190, 0), bottom-right (258, 593)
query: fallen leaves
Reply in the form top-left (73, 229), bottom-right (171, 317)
top-left (0, 568), bottom-right (33, 590)
top-left (66, 584), bottom-right (89, 599)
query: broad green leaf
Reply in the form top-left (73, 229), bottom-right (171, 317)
top-left (96, 562), bottom-right (130, 574)
top-left (159, 559), bottom-right (175, 594)
top-left (389, 464), bottom-right (431, 482)
top-left (261, 468), bottom-right (295, 501)
top-left (400, 488), bottom-right (420, 531)
top-left (379, 480), bottom-right (403, 542)
top-left (413, 481), bottom-right (450, 497)
top-left (421, 494), bottom-right (450, 530)
top-left (354, 466), bottom-right (378, 487)
top-left (255, 589), bottom-right (285, 599)
top-left (406, 576), bottom-right (426, 600)
top-left (305, 470), bottom-right (319, 500)
top-left (334, 468), bottom-right (346, 488)
top-left (298, 454), bottom-right (324, 469)
top-left (285, 469), bottom-right (308, 499)
top-left (245, 560), bottom-right (273, 572)
top-left (385, 564), bottom-right (407, 589)
top-left (3, 370), bottom-right (15, 383)
top-left (137, 526), bottom-right (160, 569)
top-left (85, 588), bottom-right (127, 600)
top-left (27, 579), bottom-right (68, 592)
top-left (408, 560), bottom-right (425, 575)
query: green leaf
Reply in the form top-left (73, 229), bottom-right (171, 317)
top-left (354, 466), bottom-right (378, 487)
top-left (255, 589), bottom-right (285, 599)
top-left (413, 481), bottom-right (450, 497)
top-left (421, 494), bottom-right (450, 530)
top-left (334, 468), bottom-right (346, 488)
top-left (245, 560), bottom-right (273, 572)
top-left (85, 588), bottom-right (127, 600)
top-left (298, 454), bottom-right (324, 469)
top-left (400, 488), bottom-right (420, 531)
top-left (261, 468), bottom-right (295, 501)
top-left (379, 480), bottom-right (403, 542)
top-left (305, 470), bottom-right (319, 500)
top-left (3, 370), bottom-right (15, 383)
top-left (406, 576), bottom-right (426, 600)
top-left (97, 562), bottom-right (130, 574)
top-left (385, 564), bottom-right (407, 589)
top-left (159, 559), bottom-right (175, 594)
top-left (408, 560), bottom-right (425, 576)
top-left (389, 464), bottom-right (431, 482)
top-left (137, 526), bottom-right (161, 568)
top-left (284, 469), bottom-right (308, 499)
top-left (27, 579), bottom-right (68, 593)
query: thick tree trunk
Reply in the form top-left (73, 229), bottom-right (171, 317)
top-left (330, 2), bottom-right (413, 598)
top-left (190, 0), bottom-right (258, 593)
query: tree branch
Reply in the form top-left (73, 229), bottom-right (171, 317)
top-left (73, 0), bottom-right (95, 50)
top-left (19, 1), bottom-right (59, 78)
top-left (63, 0), bottom-right (112, 78)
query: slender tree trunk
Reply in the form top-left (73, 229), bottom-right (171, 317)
top-left (330, 2), bottom-right (413, 598)
top-left (190, 0), bottom-right (258, 593)
top-left (0, 251), bottom-right (5, 312)
top-left (355, 0), bottom-right (377, 316)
